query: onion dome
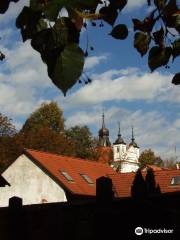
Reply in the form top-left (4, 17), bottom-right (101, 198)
top-left (129, 127), bottom-right (139, 148)
top-left (98, 112), bottom-right (111, 147)
top-left (98, 113), bottom-right (109, 137)
top-left (114, 122), bottom-right (126, 145)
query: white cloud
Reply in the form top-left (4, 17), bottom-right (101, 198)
top-left (84, 55), bottom-right (108, 70)
top-left (65, 106), bottom-right (180, 160)
top-left (0, 40), bottom-right (55, 117)
top-left (126, 0), bottom-right (146, 10)
top-left (59, 68), bottom-right (178, 109)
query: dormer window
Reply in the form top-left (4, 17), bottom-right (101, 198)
top-left (60, 170), bottom-right (74, 182)
top-left (171, 176), bottom-right (180, 185)
top-left (80, 173), bottom-right (94, 185)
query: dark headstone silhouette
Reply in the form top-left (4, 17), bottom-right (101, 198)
top-left (131, 169), bottom-right (147, 199)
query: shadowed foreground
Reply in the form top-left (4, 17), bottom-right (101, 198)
top-left (0, 176), bottom-right (180, 239)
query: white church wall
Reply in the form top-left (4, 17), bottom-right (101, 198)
top-left (126, 146), bottom-right (139, 162)
top-left (113, 144), bottom-right (126, 162)
top-left (112, 143), bottom-right (139, 173)
top-left (121, 162), bottom-right (139, 173)
top-left (0, 154), bottom-right (67, 207)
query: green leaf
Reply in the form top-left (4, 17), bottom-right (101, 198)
top-left (148, 46), bottom-right (172, 71)
top-left (99, 6), bottom-right (118, 26)
top-left (153, 27), bottom-right (164, 47)
top-left (175, 14), bottom-right (180, 33)
top-left (110, 24), bottom-right (128, 40)
top-left (162, 0), bottom-right (178, 28)
top-left (75, 0), bottom-right (101, 10)
top-left (0, 0), bottom-right (9, 14)
top-left (132, 17), bottom-right (156, 33)
top-left (52, 18), bottom-right (69, 47)
top-left (49, 43), bottom-right (84, 96)
top-left (172, 38), bottom-right (180, 60)
top-left (43, 1), bottom-right (63, 22)
top-left (134, 32), bottom-right (151, 56)
top-left (30, 0), bottom-right (43, 11)
top-left (163, 0), bottom-right (177, 16)
top-left (36, 18), bottom-right (48, 32)
top-left (109, 0), bottom-right (127, 11)
top-left (16, 7), bottom-right (45, 41)
top-left (172, 72), bottom-right (180, 85)
top-left (31, 29), bottom-right (53, 55)
top-left (154, 0), bottom-right (166, 9)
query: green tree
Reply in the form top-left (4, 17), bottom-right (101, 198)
top-left (0, 113), bottom-right (16, 137)
top-left (0, 0), bottom-right (179, 95)
top-left (163, 157), bottom-right (177, 169)
top-left (0, 113), bottom-right (18, 172)
top-left (18, 102), bottom-right (75, 155)
top-left (18, 126), bottom-right (75, 156)
top-left (145, 168), bottom-right (161, 195)
top-left (131, 169), bottom-right (147, 199)
top-left (21, 102), bottom-right (64, 135)
top-left (139, 149), bottom-right (163, 168)
top-left (65, 125), bottom-right (98, 159)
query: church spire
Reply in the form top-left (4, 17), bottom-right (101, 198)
top-left (102, 111), bottom-right (105, 129)
top-left (113, 122), bottom-right (126, 145)
top-left (118, 121), bottom-right (121, 136)
top-left (131, 126), bottom-right (135, 142)
top-left (129, 126), bottom-right (139, 148)
top-left (98, 111), bottom-right (111, 147)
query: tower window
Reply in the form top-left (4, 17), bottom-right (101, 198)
top-left (171, 176), bottom-right (180, 185)
top-left (117, 147), bottom-right (120, 153)
top-left (60, 170), bottom-right (74, 182)
top-left (80, 173), bottom-right (94, 185)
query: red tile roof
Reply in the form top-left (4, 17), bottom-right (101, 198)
top-left (110, 170), bottom-right (180, 198)
top-left (24, 149), bottom-right (180, 198)
top-left (142, 164), bottom-right (163, 171)
top-left (24, 149), bottom-right (117, 196)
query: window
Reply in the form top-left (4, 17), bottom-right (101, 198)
top-left (80, 173), bottom-right (94, 185)
top-left (171, 176), bottom-right (180, 185)
top-left (60, 170), bottom-right (74, 182)
top-left (117, 147), bottom-right (120, 153)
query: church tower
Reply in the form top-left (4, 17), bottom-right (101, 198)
top-left (112, 125), bottom-right (139, 173)
top-left (98, 112), bottom-right (111, 147)
top-left (97, 112), bottom-right (112, 164)
top-left (113, 122), bottom-right (126, 161)
top-left (127, 127), bottom-right (140, 161)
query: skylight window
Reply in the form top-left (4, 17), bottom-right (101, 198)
top-left (60, 170), bottom-right (74, 182)
top-left (171, 176), bottom-right (180, 185)
top-left (80, 173), bottom-right (94, 185)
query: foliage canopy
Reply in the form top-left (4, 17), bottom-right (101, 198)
top-left (0, 0), bottom-right (179, 95)
top-left (139, 148), bottom-right (163, 167)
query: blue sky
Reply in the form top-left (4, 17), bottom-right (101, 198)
top-left (0, 0), bottom-right (179, 160)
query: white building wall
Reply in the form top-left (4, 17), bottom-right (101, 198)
top-left (126, 146), bottom-right (139, 163)
top-left (121, 161), bottom-right (139, 173)
top-left (113, 144), bottom-right (126, 162)
top-left (113, 144), bottom-right (139, 173)
top-left (0, 154), bottom-right (67, 207)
